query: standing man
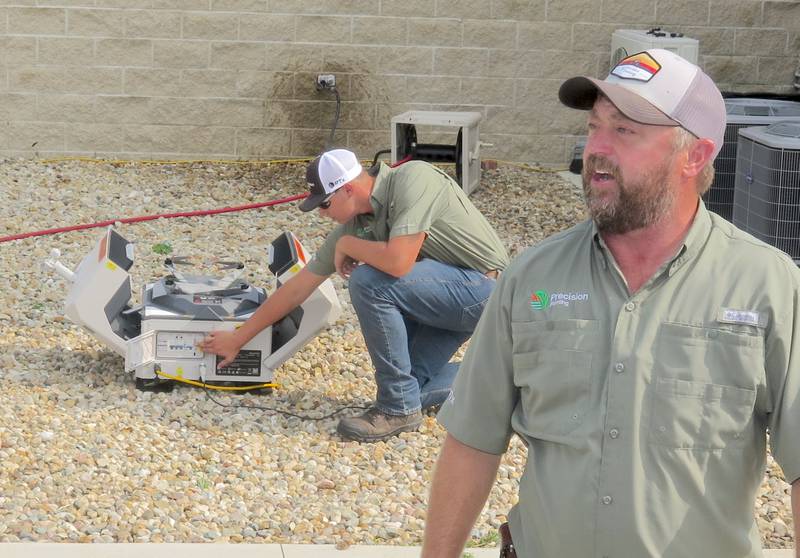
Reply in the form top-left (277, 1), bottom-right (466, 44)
top-left (423, 49), bottom-right (800, 557)
top-left (200, 149), bottom-right (508, 442)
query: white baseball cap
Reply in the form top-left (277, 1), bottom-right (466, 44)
top-left (299, 149), bottom-right (363, 212)
top-left (559, 49), bottom-right (726, 159)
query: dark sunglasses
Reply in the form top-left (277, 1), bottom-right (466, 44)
top-left (318, 191), bottom-right (336, 210)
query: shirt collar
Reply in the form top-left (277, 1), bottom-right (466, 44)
top-left (591, 199), bottom-right (713, 276)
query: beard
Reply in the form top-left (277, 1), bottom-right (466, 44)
top-left (581, 154), bottom-right (677, 234)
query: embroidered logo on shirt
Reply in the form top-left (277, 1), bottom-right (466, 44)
top-left (718, 308), bottom-right (765, 328)
top-left (355, 225), bottom-right (372, 238)
top-left (530, 290), bottom-right (589, 310)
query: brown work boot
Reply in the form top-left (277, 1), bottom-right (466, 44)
top-left (337, 407), bottom-right (422, 442)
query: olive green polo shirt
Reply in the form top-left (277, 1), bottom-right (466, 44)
top-left (306, 161), bottom-right (509, 277)
top-left (439, 202), bottom-right (800, 558)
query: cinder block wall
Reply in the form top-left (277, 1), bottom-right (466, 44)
top-left (0, 0), bottom-right (797, 164)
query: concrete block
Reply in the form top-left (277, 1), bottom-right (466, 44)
top-left (182, 12), bottom-right (239, 40)
top-left (154, 40), bottom-right (210, 69)
top-left (37, 37), bottom-right (93, 65)
top-left (702, 55), bottom-right (760, 85)
top-left (204, 98), bottom-right (264, 126)
top-left (764, 1), bottom-right (800, 30)
top-left (489, 49), bottom-right (598, 79)
top-left (152, 0), bottom-right (211, 10)
top-left (655, 0), bottom-right (710, 25)
top-left (236, 71), bottom-right (294, 99)
top-left (321, 45), bottom-right (380, 74)
top-left (95, 95), bottom-right (151, 123)
top-left (180, 69), bottom-right (238, 97)
top-left (97, 0), bottom-right (151, 8)
top-left (376, 46), bottom-right (434, 75)
top-left (709, 0), bottom-right (762, 27)
top-left (7, 121), bottom-right (65, 151)
top-left (0, 36), bottom-right (37, 65)
top-left (295, 15), bottom-right (352, 44)
top-left (352, 16), bottom-right (407, 45)
top-left (211, 42), bottom-right (265, 70)
top-left (264, 99), bottom-right (372, 130)
top-left (124, 10), bottom-right (182, 39)
top-left (381, 0), bottom-right (434, 17)
top-left (124, 68), bottom-right (183, 96)
top-left (407, 18), bottom-right (462, 47)
top-left (735, 29), bottom-right (788, 57)
top-left (349, 74), bottom-right (408, 103)
top-left (681, 27), bottom-right (734, 56)
top-left (211, 0), bottom-right (267, 12)
top-left (406, 75), bottom-right (457, 104)
top-left (148, 97), bottom-right (209, 125)
top-left (491, 0), bottom-right (546, 21)
top-left (460, 77), bottom-right (515, 106)
top-left (123, 124), bottom-right (186, 152)
top-left (268, 0), bottom-right (379, 16)
top-left (65, 122), bottom-right (125, 151)
top-left (36, 94), bottom-right (96, 122)
top-left (547, 0), bottom-right (602, 22)
top-left (290, 128), bottom-right (347, 156)
top-left (436, 0), bottom-right (490, 19)
top-left (463, 19), bottom-right (516, 49)
top-left (264, 44), bottom-right (323, 71)
top-left (484, 106), bottom-right (546, 135)
top-left (8, 7), bottom-right (65, 35)
top-left (0, 93), bottom-right (36, 120)
top-left (517, 21), bottom-right (573, 50)
top-left (95, 38), bottom-right (153, 67)
top-left (757, 56), bottom-right (799, 86)
top-left (10, 66), bottom-right (122, 94)
top-left (235, 127), bottom-right (292, 157)
top-left (67, 8), bottom-right (125, 37)
top-left (571, 23), bottom-right (619, 52)
top-left (179, 125), bottom-right (236, 154)
top-left (239, 14), bottom-right (295, 41)
top-left (601, 0), bottom-right (656, 23)
top-left (344, 130), bottom-right (391, 159)
top-left (434, 47), bottom-right (490, 76)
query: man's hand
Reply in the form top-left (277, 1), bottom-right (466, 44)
top-left (334, 240), bottom-right (359, 278)
top-left (197, 330), bottom-right (242, 368)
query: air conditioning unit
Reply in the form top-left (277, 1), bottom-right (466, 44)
top-left (704, 98), bottom-right (800, 221)
top-left (732, 122), bottom-right (800, 262)
top-left (610, 28), bottom-right (698, 67)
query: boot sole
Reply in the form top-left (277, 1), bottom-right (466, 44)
top-left (336, 418), bottom-right (422, 443)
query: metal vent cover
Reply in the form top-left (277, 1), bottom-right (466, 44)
top-left (703, 98), bottom-right (800, 221)
top-left (732, 122), bottom-right (800, 261)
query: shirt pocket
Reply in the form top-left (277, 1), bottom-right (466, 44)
top-left (649, 322), bottom-right (761, 450)
top-left (513, 349), bottom-right (594, 437)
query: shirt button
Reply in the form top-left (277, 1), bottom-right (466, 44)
top-left (624, 301), bottom-right (636, 312)
top-left (609, 428), bottom-right (619, 439)
top-left (601, 495), bottom-right (613, 505)
top-left (614, 362), bottom-right (625, 373)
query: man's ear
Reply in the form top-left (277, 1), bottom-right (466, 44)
top-left (682, 138), bottom-right (715, 179)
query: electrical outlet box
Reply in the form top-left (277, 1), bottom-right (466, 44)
top-left (316, 74), bottom-right (336, 89)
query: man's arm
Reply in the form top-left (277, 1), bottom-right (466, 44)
top-left (335, 233), bottom-right (425, 278)
top-left (422, 433), bottom-right (503, 558)
top-left (197, 267), bottom-right (328, 367)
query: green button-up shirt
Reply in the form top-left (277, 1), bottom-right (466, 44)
top-left (306, 161), bottom-right (509, 277)
top-left (439, 202), bottom-right (800, 558)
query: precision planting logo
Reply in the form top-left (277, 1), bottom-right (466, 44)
top-left (530, 290), bottom-right (550, 310)
top-left (530, 290), bottom-right (589, 310)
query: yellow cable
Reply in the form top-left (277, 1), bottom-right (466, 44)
top-left (154, 369), bottom-right (279, 391)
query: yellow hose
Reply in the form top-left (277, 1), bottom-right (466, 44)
top-left (154, 369), bottom-right (279, 391)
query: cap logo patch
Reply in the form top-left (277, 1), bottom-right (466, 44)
top-left (611, 52), bottom-right (661, 82)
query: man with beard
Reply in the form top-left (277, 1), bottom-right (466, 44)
top-left (422, 49), bottom-right (800, 558)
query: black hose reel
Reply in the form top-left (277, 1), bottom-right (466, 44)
top-left (395, 124), bottom-right (464, 186)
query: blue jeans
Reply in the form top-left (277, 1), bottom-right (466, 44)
top-left (348, 259), bottom-right (496, 416)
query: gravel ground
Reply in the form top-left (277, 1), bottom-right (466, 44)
top-left (0, 159), bottom-right (793, 548)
